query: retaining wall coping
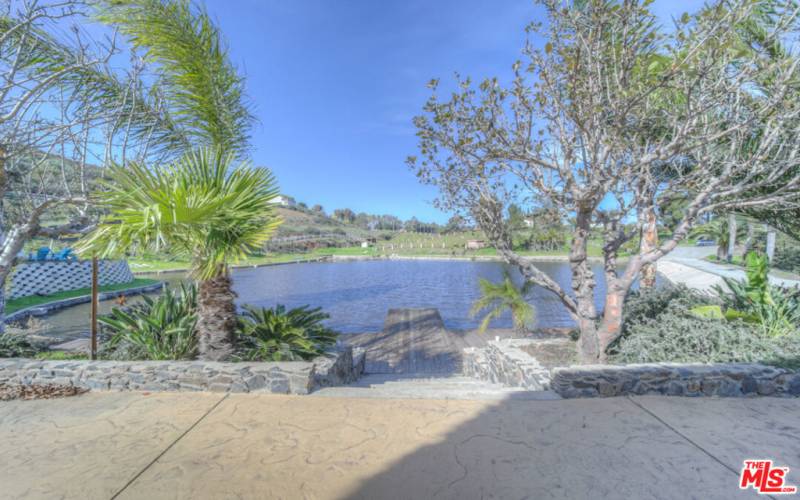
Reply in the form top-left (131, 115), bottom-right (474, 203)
top-left (4, 281), bottom-right (165, 324)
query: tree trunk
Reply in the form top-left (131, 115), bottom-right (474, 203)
top-left (596, 287), bottom-right (626, 363)
top-left (571, 209), bottom-right (600, 364)
top-left (196, 270), bottom-right (237, 361)
top-left (640, 205), bottom-right (658, 288)
top-left (0, 283), bottom-right (5, 334)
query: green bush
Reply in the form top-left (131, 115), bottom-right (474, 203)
top-left (99, 284), bottom-right (198, 361)
top-left (611, 308), bottom-right (800, 367)
top-left (621, 284), bottom-right (712, 335)
top-left (713, 252), bottom-right (800, 337)
top-left (235, 304), bottom-right (338, 361)
top-left (612, 284), bottom-right (800, 369)
top-left (0, 332), bottom-right (40, 357)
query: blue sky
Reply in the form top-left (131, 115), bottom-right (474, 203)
top-left (204, 0), bottom-right (706, 223)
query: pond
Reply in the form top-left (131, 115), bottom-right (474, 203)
top-left (24, 259), bottom-right (653, 342)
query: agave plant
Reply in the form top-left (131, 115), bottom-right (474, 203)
top-left (470, 270), bottom-right (536, 334)
top-left (236, 305), bottom-right (338, 361)
top-left (99, 284), bottom-right (198, 360)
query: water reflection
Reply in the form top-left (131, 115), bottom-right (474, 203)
top-left (27, 259), bottom-right (653, 341)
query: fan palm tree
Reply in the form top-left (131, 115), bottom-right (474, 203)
top-left (690, 217), bottom-right (748, 261)
top-left (80, 149), bottom-right (281, 359)
top-left (470, 270), bottom-right (536, 334)
top-left (79, 1), bottom-right (280, 359)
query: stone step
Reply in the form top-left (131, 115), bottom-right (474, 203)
top-left (312, 374), bottom-right (561, 400)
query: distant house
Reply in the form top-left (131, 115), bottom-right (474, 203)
top-left (273, 195), bottom-right (297, 207)
top-left (465, 239), bottom-right (487, 250)
top-left (361, 237), bottom-right (377, 248)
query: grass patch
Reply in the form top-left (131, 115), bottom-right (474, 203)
top-left (35, 351), bottom-right (89, 361)
top-left (5, 278), bottom-right (160, 314)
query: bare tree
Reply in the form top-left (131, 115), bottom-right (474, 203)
top-left (410, 0), bottom-right (800, 363)
top-left (0, 0), bottom-right (181, 328)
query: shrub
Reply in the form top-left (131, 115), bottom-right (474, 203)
top-left (621, 284), bottom-right (712, 335)
top-left (610, 308), bottom-right (800, 367)
top-left (0, 332), bottom-right (40, 357)
top-left (612, 284), bottom-right (800, 368)
top-left (713, 252), bottom-right (800, 337)
top-left (236, 304), bottom-right (338, 361)
top-left (99, 284), bottom-right (198, 360)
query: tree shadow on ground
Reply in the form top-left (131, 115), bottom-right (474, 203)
top-left (342, 395), bottom-right (776, 500)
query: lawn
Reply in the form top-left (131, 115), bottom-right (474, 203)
top-left (5, 278), bottom-right (160, 314)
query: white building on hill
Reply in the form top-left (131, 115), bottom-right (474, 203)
top-left (273, 195), bottom-right (297, 207)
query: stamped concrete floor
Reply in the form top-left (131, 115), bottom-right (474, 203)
top-left (1, 392), bottom-right (798, 500)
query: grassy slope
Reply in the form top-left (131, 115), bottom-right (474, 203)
top-left (5, 278), bottom-right (160, 314)
top-left (128, 207), bottom-right (616, 272)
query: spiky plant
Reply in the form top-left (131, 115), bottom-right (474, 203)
top-left (236, 305), bottom-right (339, 361)
top-left (80, 149), bottom-right (281, 360)
top-left (470, 270), bottom-right (536, 334)
top-left (100, 283), bottom-right (198, 360)
top-left (95, 0), bottom-right (252, 156)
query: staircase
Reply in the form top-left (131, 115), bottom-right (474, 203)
top-left (320, 308), bottom-right (560, 400)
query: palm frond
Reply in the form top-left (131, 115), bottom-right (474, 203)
top-left (77, 147), bottom-right (282, 279)
top-left (470, 270), bottom-right (536, 333)
top-left (96, 0), bottom-right (254, 155)
top-left (0, 12), bottom-right (190, 155)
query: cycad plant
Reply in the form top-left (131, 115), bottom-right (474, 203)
top-left (236, 305), bottom-right (339, 361)
top-left (470, 270), bottom-right (536, 334)
top-left (100, 283), bottom-right (198, 360)
top-left (81, 150), bottom-right (281, 360)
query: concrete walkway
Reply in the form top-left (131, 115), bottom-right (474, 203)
top-left (660, 246), bottom-right (800, 292)
top-left (1, 391), bottom-right (798, 499)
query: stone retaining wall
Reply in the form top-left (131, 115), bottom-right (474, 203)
top-left (463, 339), bottom-right (800, 398)
top-left (10, 260), bottom-right (134, 299)
top-left (0, 347), bottom-right (365, 395)
top-left (551, 363), bottom-right (800, 398)
top-left (463, 339), bottom-right (552, 390)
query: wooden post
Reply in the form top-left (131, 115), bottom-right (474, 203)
top-left (91, 256), bottom-right (98, 360)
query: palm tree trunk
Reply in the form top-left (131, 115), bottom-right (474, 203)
top-left (196, 270), bottom-right (237, 360)
top-left (727, 213), bottom-right (737, 262)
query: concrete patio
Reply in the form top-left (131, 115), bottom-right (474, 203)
top-left (1, 392), bottom-right (798, 499)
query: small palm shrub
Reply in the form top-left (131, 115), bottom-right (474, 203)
top-left (99, 284), bottom-right (198, 361)
top-left (470, 270), bottom-right (536, 333)
top-left (0, 332), bottom-right (40, 358)
top-left (235, 305), bottom-right (338, 361)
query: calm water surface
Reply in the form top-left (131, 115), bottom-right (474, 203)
top-left (31, 259), bottom-right (645, 341)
